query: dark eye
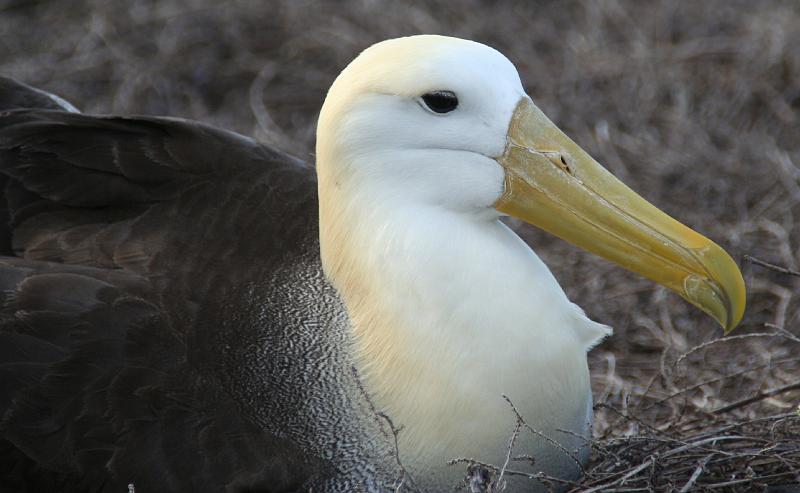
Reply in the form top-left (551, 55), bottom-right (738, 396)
top-left (420, 91), bottom-right (458, 114)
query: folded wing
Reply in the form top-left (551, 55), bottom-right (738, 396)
top-left (0, 77), bottom-right (329, 493)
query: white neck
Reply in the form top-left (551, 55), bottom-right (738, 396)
top-left (318, 166), bottom-right (610, 475)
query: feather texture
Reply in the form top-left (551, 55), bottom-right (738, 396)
top-left (0, 77), bottom-right (392, 493)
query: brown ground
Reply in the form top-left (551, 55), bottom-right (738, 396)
top-left (2, 0), bottom-right (799, 491)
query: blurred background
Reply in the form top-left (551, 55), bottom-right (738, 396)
top-left (2, 0), bottom-right (799, 481)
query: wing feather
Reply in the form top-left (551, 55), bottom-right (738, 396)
top-left (0, 78), bottom-right (326, 492)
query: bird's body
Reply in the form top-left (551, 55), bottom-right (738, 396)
top-left (0, 36), bottom-right (744, 492)
top-left (0, 101), bottom-right (401, 492)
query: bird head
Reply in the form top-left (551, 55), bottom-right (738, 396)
top-left (316, 35), bottom-right (745, 332)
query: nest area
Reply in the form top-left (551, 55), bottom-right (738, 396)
top-left (2, 0), bottom-right (799, 491)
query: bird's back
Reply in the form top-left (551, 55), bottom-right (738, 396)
top-left (0, 78), bottom-right (395, 492)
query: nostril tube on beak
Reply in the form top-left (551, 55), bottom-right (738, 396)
top-left (540, 151), bottom-right (573, 175)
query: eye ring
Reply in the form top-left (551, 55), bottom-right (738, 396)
top-left (419, 91), bottom-right (458, 114)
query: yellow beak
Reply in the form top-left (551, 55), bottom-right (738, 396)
top-left (495, 98), bottom-right (745, 332)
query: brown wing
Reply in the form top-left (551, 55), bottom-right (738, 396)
top-left (0, 77), bottom-right (330, 492)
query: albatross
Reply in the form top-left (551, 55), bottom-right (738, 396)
top-left (0, 35), bottom-right (744, 492)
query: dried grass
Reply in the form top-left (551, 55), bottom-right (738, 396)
top-left (2, 0), bottom-right (799, 490)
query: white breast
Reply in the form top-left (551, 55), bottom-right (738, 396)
top-left (321, 196), bottom-right (610, 485)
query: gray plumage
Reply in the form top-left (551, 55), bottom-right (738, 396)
top-left (0, 77), bottom-right (400, 492)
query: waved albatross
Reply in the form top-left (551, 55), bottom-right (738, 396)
top-left (0, 35), bottom-right (745, 492)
